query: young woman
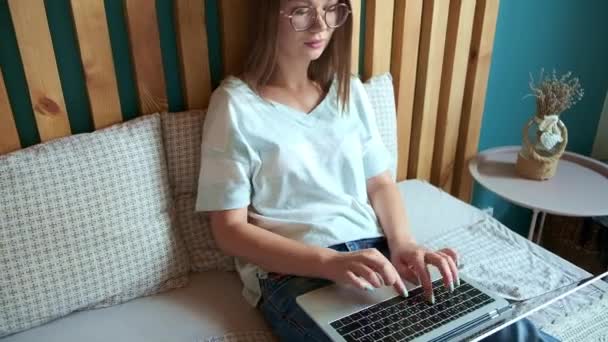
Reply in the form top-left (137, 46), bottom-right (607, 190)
top-left (196, 0), bottom-right (558, 341)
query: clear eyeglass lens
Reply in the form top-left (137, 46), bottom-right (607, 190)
top-left (325, 4), bottom-right (349, 27)
top-left (291, 7), bottom-right (314, 31)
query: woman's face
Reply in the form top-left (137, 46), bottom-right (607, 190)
top-left (277, 0), bottom-right (343, 62)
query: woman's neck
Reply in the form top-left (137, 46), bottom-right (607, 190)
top-left (269, 57), bottom-right (312, 91)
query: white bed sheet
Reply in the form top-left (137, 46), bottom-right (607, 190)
top-left (400, 180), bottom-right (606, 339)
top-left (203, 179), bottom-right (600, 341)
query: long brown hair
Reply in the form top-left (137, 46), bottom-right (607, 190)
top-left (243, 0), bottom-right (353, 113)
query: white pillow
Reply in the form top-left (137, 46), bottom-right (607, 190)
top-left (161, 111), bottom-right (235, 272)
top-left (363, 72), bottom-right (398, 179)
top-left (0, 114), bottom-right (190, 337)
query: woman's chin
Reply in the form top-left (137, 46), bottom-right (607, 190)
top-left (307, 49), bottom-right (326, 61)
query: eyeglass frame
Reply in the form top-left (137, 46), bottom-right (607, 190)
top-left (279, 3), bottom-right (352, 32)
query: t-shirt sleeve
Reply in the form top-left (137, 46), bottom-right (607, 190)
top-left (195, 86), bottom-right (252, 211)
top-left (352, 77), bottom-right (392, 180)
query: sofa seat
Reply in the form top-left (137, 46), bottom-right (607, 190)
top-left (2, 180), bottom-right (485, 342)
top-left (3, 271), bottom-right (269, 342)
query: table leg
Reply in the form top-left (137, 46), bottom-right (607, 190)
top-left (528, 209), bottom-right (539, 241)
top-left (535, 212), bottom-right (547, 244)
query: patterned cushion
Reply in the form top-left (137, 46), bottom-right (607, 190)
top-left (160, 75), bottom-right (399, 272)
top-left (363, 72), bottom-right (398, 179)
top-left (161, 111), bottom-right (235, 272)
top-left (0, 114), bottom-right (190, 337)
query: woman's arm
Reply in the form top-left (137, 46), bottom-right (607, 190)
top-left (209, 207), bottom-right (336, 279)
top-left (366, 171), bottom-right (415, 247)
top-left (209, 208), bottom-right (408, 294)
top-left (367, 171), bottom-right (459, 302)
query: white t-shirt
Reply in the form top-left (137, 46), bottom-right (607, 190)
top-left (195, 75), bottom-right (392, 306)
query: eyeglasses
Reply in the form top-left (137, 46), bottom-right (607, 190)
top-left (280, 3), bottom-right (351, 32)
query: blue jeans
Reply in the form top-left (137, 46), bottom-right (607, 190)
top-left (257, 236), bottom-right (559, 342)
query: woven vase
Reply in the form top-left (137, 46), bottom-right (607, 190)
top-left (515, 114), bottom-right (568, 180)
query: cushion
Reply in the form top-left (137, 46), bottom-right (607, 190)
top-left (1, 271), bottom-right (270, 342)
top-left (161, 111), bottom-right (235, 272)
top-left (0, 114), bottom-right (190, 337)
top-left (160, 74), bottom-right (399, 272)
top-left (363, 72), bottom-right (398, 179)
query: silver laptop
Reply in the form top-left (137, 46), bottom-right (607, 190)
top-left (296, 268), bottom-right (608, 342)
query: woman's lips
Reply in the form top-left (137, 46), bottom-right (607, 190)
top-left (304, 40), bottom-right (324, 49)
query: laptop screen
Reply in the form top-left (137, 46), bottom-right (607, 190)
top-left (470, 271), bottom-right (608, 341)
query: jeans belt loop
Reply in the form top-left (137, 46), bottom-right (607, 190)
top-left (345, 241), bottom-right (357, 252)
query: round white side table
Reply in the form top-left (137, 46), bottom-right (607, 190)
top-left (469, 146), bottom-right (608, 243)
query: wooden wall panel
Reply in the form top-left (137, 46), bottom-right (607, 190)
top-left (350, 0), bottom-right (361, 75)
top-left (8, 0), bottom-right (71, 142)
top-left (432, 0), bottom-right (476, 190)
top-left (175, 0), bottom-right (212, 109)
top-left (0, 68), bottom-right (20, 154)
top-left (453, 0), bottom-right (500, 202)
top-left (218, 0), bottom-right (255, 78)
top-left (71, 0), bottom-right (122, 129)
top-left (363, 0), bottom-right (395, 80)
top-left (0, 0), bottom-right (501, 206)
top-left (408, 0), bottom-right (450, 181)
top-left (391, 0), bottom-right (423, 181)
top-left (124, 0), bottom-right (168, 114)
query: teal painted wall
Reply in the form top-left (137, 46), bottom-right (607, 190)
top-left (472, 0), bottom-right (608, 236)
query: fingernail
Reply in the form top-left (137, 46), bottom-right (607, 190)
top-left (365, 285), bottom-right (375, 292)
top-left (449, 282), bottom-right (455, 293)
top-left (401, 285), bottom-right (409, 298)
top-left (429, 293), bottom-right (435, 305)
top-left (456, 276), bottom-right (461, 287)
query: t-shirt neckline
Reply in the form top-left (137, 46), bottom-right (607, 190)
top-left (229, 76), bottom-right (338, 126)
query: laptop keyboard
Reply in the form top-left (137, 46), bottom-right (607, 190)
top-left (329, 279), bottom-right (494, 342)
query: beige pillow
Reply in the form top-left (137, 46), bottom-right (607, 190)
top-left (161, 111), bottom-right (235, 272)
top-left (0, 114), bottom-right (190, 337)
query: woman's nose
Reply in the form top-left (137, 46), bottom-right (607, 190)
top-left (310, 9), bottom-right (328, 32)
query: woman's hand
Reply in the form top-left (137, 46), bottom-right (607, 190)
top-left (321, 248), bottom-right (409, 297)
top-left (389, 241), bottom-right (460, 303)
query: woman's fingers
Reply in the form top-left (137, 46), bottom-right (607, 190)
top-left (424, 252), bottom-right (454, 292)
top-left (345, 270), bottom-right (375, 291)
top-left (358, 249), bottom-right (408, 297)
top-left (438, 251), bottom-right (460, 287)
top-left (438, 247), bottom-right (460, 269)
top-left (410, 253), bottom-right (435, 303)
top-left (437, 247), bottom-right (460, 286)
top-left (351, 263), bottom-right (384, 288)
top-left (395, 262), bottom-right (419, 285)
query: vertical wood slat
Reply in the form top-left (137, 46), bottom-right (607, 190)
top-left (0, 68), bottom-right (21, 154)
top-left (71, 0), bottom-right (122, 129)
top-left (175, 0), bottom-right (212, 110)
top-left (218, 0), bottom-right (255, 78)
top-left (453, 0), bottom-right (500, 202)
top-left (8, 0), bottom-right (71, 142)
top-left (363, 0), bottom-right (395, 80)
top-left (124, 0), bottom-right (168, 114)
top-left (350, 0), bottom-right (361, 75)
top-left (431, 0), bottom-right (476, 190)
top-left (408, 0), bottom-right (450, 181)
top-left (391, 0), bottom-right (423, 181)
